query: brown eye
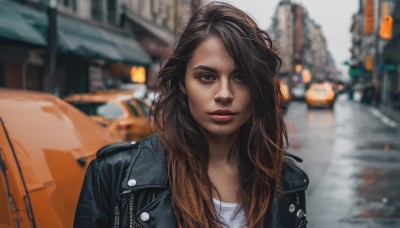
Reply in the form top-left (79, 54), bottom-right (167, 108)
top-left (232, 75), bottom-right (244, 82)
top-left (199, 74), bottom-right (216, 81)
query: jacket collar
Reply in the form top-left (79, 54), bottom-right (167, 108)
top-left (281, 159), bottom-right (309, 194)
top-left (122, 134), bottom-right (309, 193)
top-left (122, 134), bottom-right (168, 190)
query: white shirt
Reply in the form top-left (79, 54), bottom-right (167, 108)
top-left (213, 198), bottom-right (247, 228)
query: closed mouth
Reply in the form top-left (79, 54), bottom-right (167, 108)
top-left (208, 109), bottom-right (236, 115)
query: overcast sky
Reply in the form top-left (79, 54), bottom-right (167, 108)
top-left (218, 0), bottom-right (359, 78)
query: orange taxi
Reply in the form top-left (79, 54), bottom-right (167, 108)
top-left (64, 90), bottom-right (153, 141)
top-left (0, 89), bottom-right (117, 228)
top-left (305, 83), bottom-right (336, 109)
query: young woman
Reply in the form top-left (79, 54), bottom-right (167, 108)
top-left (74, 2), bottom-right (308, 227)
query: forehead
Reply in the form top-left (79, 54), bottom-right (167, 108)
top-left (187, 36), bottom-right (236, 71)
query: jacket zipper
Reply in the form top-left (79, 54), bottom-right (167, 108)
top-left (297, 219), bottom-right (306, 228)
top-left (295, 192), bottom-right (307, 228)
top-left (128, 192), bottom-right (143, 228)
top-left (115, 190), bottom-right (143, 228)
top-left (114, 205), bottom-right (120, 227)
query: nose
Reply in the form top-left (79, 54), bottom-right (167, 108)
top-left (214, 79), bottom-right (233, 103)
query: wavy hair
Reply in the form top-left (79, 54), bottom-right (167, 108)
top-left (153, 2), bottom-right (287, 227)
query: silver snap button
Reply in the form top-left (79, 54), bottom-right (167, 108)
top-left (297, 209), bottom-right (305, 218)
top-left (304, 179), bottom-right (307, 183)
top-left (289, 204), bottom-right (296, 213)
top-left (140, 212), bottom-right (150, 221)
top-left (127, 179), bottom-right (136, 187)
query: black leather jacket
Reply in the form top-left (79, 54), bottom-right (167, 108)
top-left (74, 135), bottom-right (309, 228)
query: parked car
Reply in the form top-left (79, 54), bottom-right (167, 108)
top-left (0, 89), bottom-right (117, 228)
top-left (291, 83), bottom-right (306, 100)
top-left (305, 83), bottom-right (336, 109)
top-left (64, 90), bottom-right (153, 141)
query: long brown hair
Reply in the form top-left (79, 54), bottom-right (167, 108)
top-left (153, 2), bottom-right (287, 227)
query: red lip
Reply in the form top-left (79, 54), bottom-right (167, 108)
top-left (208, 109), bottom-right (236, 115)
top-left (208, 109), bottom-right (237, 122)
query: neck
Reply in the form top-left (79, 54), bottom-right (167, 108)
top-left (206, 133), bottom-right (241, 203)
top-left (206, 133), bottom-right (239, 164)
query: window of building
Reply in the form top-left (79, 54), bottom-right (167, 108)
top-left (62, 0), bottom-right (77, 12)
top-left (152, 0), bottom-right (160, 14)
top-left (107, 0), bottom-right (117, 25)
top-left (92, 0), bottom-right (104, 22)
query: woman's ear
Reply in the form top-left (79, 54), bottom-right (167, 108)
top-left (179, 82), bottom-right (187, 95)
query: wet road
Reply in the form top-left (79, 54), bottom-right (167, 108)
top-left (286, 95), bottom-right (400, 228)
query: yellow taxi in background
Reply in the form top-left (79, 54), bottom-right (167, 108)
top-left (0, 89), bottom-right (117, 228)
top-left (64, 90), bottom-right (153, 141)
top-left (305, 83), bottom-right (336, 109)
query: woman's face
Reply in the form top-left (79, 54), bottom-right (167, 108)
top-left (182, 35), bottom-right (254, 138)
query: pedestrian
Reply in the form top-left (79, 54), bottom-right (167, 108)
top-left (74, 2), bottom-right (308, 227)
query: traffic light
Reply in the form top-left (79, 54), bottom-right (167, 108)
top-left (379, 15), bottom-right (393, 39)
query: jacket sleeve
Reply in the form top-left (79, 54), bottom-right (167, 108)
top-left (74, 159), bottom-right (112, 228)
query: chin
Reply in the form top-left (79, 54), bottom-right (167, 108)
top-left (202, 126), bottom-right (241, 137)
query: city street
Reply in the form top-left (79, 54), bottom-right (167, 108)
top-left (286, 95), bottom-right (400, 228)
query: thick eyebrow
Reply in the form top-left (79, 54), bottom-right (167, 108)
top-left (192, 65), bottom-right (239, 75)
top-left (192, 65), bottom-right (217, 73)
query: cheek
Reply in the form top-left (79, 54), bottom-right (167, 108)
top-left (242, 93), bottom-right (255, 119)
top-left (241, 90), bottom-right (254, 109)
top-left (186, 90), bottom-right (207, 113)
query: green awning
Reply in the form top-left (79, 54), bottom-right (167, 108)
top-left (0, 0), bottom-right (46, 45)
top-left (0, 0), bottom-right (152, 65)
top-left (102, 30), bottom-right (152, 65)
top-left (57, 16), bottom-right (124, 62)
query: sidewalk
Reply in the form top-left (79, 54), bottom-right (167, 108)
top-left (378, 104), bottom-right (400, 125)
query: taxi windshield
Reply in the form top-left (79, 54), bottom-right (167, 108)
top-left (69, 102), bottom-right (124, 119)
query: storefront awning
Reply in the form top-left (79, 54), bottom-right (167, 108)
top-left (0, 0), bottom-right (46, 46)
top-left (0, 0), bottom-right (152, 66)
top-left (56, 16), bottom-right (152, 65)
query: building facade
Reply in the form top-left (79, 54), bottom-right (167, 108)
top-left (0, 0), bottom-right (207, 96)
top-left (270, 0), bottom-right (336, 83)
top-left (349, 0), bottom-right (400, 105)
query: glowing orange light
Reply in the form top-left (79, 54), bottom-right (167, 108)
top-left (301, 69), bottom-right (312, 83)
top-left (130, 66), bottom-right (146, 83)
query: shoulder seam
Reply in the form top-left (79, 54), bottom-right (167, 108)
top-left (96, 141), bottom-right (140, 160)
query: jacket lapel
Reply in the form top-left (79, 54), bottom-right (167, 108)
top-left (122, 135), bottom-right (168, 190)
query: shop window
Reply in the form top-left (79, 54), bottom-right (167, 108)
top-left (25, 65), bottom-right (43, 91)
top-left (4, 63), bottom-right (23, 89)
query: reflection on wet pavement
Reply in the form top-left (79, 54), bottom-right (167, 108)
top-left (286, 96), bottom-right (400, 228)
top-left (357, 142), bottom-right (400, 151)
